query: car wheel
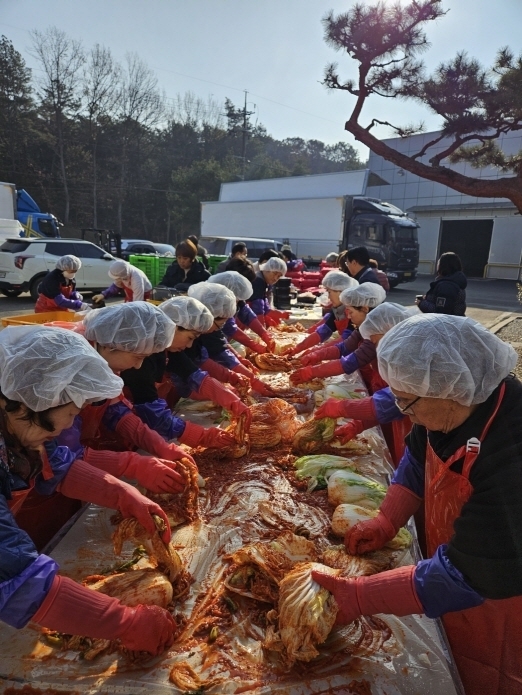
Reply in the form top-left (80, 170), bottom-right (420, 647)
top-left (0, 288), bottom-right (23, 298)
top-left (29, 274), bottom-right (47, 301)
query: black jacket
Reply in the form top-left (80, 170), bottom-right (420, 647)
top-left (354, 266), bottom-right (381, 285)
top-left (160, 259), bottom-right (210, 291)
top-left (419, 271), bottom-right (467, 316)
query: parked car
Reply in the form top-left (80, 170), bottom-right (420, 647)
top-left (0, 238), bottom-right (115, 299)
top-left (119, 238), bottom-right (157, 259)
top-left (199, 236), bottom-right (284, 262)
top-left (152, 242), bottom-right (176, 256)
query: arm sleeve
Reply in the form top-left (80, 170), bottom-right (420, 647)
top-left (414, 544), bottom-right (484, 618)
top-left (390, 446), bottom-right (425, 498)
top-left (316, 313), bottom-right (335, 342)
top-left (372, 387), bottom-right (404, 424)
top-left (212, 348), bottom-right (240, 369)
top-left (34, 443), bottom-right (77, 495)
top-left (53, 294), bottom-right (83, 311)
top-left (236, 302), bottom-right (257, 327)
top-left (101, 283), bottom-right (120, 298)
top-left (0, 495), bottom-right (58, 628)
top-left (54, 415), bottom-right (85, 460)
top-left (120, 356), bottom-right (161, 404)
top-left (338, 330), bottom-right (361, 357)
top-left (339, 352), bottom-right (359, 375)
top-left (133, 399), bottom-right (186, 441)
top-left (222, 318), bottom-right (238, 339)
top-left (343, 339), bottom-right (376, 372)
top-left (101, 400), bottom-right (133, 432)
top-left (249, 298), bottom-right (269, 316)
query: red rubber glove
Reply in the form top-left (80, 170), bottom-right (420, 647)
top-left (198, 375), bottom-right (251, 424)
top-left (232, 363), bottom-right (257, 383)
top-left (288, 332), bottom-right (321, 357)
top-left (114, 412), bottom-right (196, 469)
top-left (311, 565), bottom-right (423, 625)
top-left (306, 319), bottom-right (325, 334)
top-left (200, 358), bottom-right (237, 385)
top-left (264, 314), bottom-right (279, 328)
top-left (346, 483), bottom-right (422, 555)
top-left (250, 378), bottom-right (276, 396)
top-left (248, 320), bottom-right (276, 352)
top-left (32, 575), bottom-right (177, 655)
top-left (59, 459), bottom-right (171, 542)
top-left (267, 309), bottom-right (290, 323)
top-left (315, 396), bottom-right (378, 423)
top-left (231, 327), bottom-right (267, 355)
top-left (301, 344), bottom-right (341, 366)
top-left (180, 421), bottom-right (235, 449)
top-left (334, 420), bottom-right (365, 444)
top-left (290, 366), bottom-right (314, 385)
top-left (236, 358), bottom-right (259, 376)
top-left (84, 448), bottom-right (185, 494)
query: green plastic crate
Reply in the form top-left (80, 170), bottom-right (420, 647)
top-left (157, 256), bottom-right (174, 284)
top-left (208, 254), bottom-right (228, 274)
top-left (129, 255), bottom-right (159, 286)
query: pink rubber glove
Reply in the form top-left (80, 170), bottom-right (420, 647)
top-left (32, 575), bottom-right (177, 655)
top-left (200, 358), bottom-right (237, 385)
top-left (315, 396), bottom-right (378, 423)
top-left (288, 332), bottom-right (321, 356)
top-left (59, 459), bottom-right (171, 542)
top-left (311, 565), bottom-right (423, 625)
top-left (301, 344), bottom-right (341, 366)
top-left (333, 420), bottom-right (365, 444)
top-left (250, 378), bottom-right (276, 396)
top-left (114, 412), bottom-right (196, 469)
top-left (180, 421), bottom-right (236, 449)
top-left (310, 360), bottom-right (344, 379)
top-left (232, 328), bottom-right (267, 355)
top-left (198, 375), bottom-right (251, 424)
top-left (289, 366), bottom-right (314, 385)
top-left (84, 448), bottom-right (185, 494)
top-left (236, 358), bottom-right (259, 376)
top-left (346, 483), bottom-right (422, 555)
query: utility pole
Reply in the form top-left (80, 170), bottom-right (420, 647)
top-left (240, 90), bottom-right (254, 181)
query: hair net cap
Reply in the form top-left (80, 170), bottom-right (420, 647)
top-left (260, 257), bottom-right (287, 275)
top-left (82, 302), bottom-right (175, 353)
top-left (160, 296), bottom-right (214, 333)
top-left (108, 259), bottom-right (131, 280)
top-left (377, 314), bottom-right (517, 406)
top-left (187, 283), bottom-right (236, 319)
top-left (56, 255), bottom-right (82, 272)
top-left (207, 271), bottom-right (253, 301)
top-left (322, 270), bottom-right (359, 292)
top-left (359, 302), bottom-right (411, 340)
top-left (325, 252), bottom-right (338, 264)
top-left (0, 326), bottom-right (123, 411)
top-left (340, 283), bottom-right (386, 308)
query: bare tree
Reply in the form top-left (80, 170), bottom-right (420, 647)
top-left (30, 27), bottom-right (85, 223)
top-left (82, 44), bottom-right (120, 227)
top-left (115, 53), bottom-right (164, 235)
top-left (169, 91), bottom-right (224, 130)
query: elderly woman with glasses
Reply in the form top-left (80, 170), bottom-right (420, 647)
top-left (312, 314), bottom-right (522, 695)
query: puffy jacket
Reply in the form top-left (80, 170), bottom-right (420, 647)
top-left (160, 259), bottom-right (210, 292)
top-left (419, 271), bottom-right (467, 316)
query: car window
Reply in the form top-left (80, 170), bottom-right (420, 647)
top-left (200, 238), bottom-right (227, 254)
top-left (75, 243), bottom-right (107, 259)
top-left (45, 242), bottom-right (78, 256)
top-left (247, 241), bottom-right (277, 252)
top-left (0, 240), bottom-right (32, 253)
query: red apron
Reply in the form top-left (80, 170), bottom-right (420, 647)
top-left (334, 316), bottom-right (349, 335)
top-left (122, 285), bottom-right (152, 302)
top-left (425, 383), bottom-right (522, 695)
top-left (35, 283), bottom-right (74, 313)
top-left (381, 416), bottom-right (412, 468)
top-left (80, 395), bottom-right (133, 452)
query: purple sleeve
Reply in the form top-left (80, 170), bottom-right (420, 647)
top-left (0, 553), bottom-right (58, 629)
top-left (133, 399), bottom-right (186, 441)
top-left (54, 294), bottom-right (83, 310)
top-left (34, 443), bottom-right (77, 496)
top-left (102, 283), bottom-right (120, 298)
top-left (169, 369), bottom-right (209, 397)
top-left (222, 318), bottom-right (238, 339)
top-left (54, 415), bottom-right (84, 459)
top-left (391, 446), bottom-right (425, 497)
top-left (372, 387), bottom-right (404, 424)
top-left (338, 331), bottom-right (360, 357)
top-left (340, 352), bottom-right (359, 375)
top-left (316, 323), bottom-right (333, 342)
top-left (212, 348), bottom-right (240, 369)
top-left (237, 303), bottom-right (257, 326)
top-left (341, 327), bottom-right (354, 340)
top-left (414, 544), bottom-right (484, 618)
top-left (249, 298), bottom-right (269, 316)
top-left (102, 400), bottom-right (133, 431)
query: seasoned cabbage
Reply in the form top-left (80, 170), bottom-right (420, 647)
top-left (84, 568), bottom-right (173, 608)
top-left (331, 503), bottom-right (412, 550)
top-left (327, 470), bottom-right (386, 509)
top-left (263, 562), bottom-right (340, 665)
top-left (294, 454), bottom-right (361, 491)
top-left (292, 417), bottom-right (336, 454)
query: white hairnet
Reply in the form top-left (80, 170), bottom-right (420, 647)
top-left (0, 326), bottom-right (123, 411)
top-left (56, 255), bottom-right (82, 272)
top-left (207, 271), bottom-right (253, 301)
top-left (359, 302), bottom-right (411, 340)
top-left (322, 270), bottom-right (359, 292)
top-left (160, 296), bottom-right (214, 332)
top-left (187, 283), bottom-right (236, 319)
top-left (340, 283), bottom-right (386, 308)
top-left (260, 257), bottom-right (287, 275)
top-left (377, 314), bottom-right (517, 406)
top-left (108, 259), bottom-right (130, 280)
top-left (82, 302), bottom-right (175, 353)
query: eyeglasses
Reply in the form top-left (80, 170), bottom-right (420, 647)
top-left (394, 395), bottom-right (422, 415)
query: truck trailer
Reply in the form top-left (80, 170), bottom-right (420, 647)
top-left (0, 182), bottom-right (61, 239)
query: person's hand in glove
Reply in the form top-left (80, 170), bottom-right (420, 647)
top-left (32, 575), bottom-right (178, 656)
top-left (315, 395), bottom-right (378, 423)
top-left (198, 376), bottom-right (251, 428)
top-left (290, 366), bottom-right (314, 385)
top-left (291, 360), bottom-right (344, 385)
top-left (250, 378), bottom-right (276, 397)
top-left (84, 448), bottom-right (186, 494)
top-left (229, 371), bottom-right (251, 393)
top-left (78, 302), bottom-right (92, 312)
top-left (180, 421), bottom-right (235, 449)
top-left (238, 357), bottom-right (259, 375)
top-left (92, 293), bottom-right (105, 303)
top-left (287, 332), bottom-right (321, 357)
top-left (314, 399), bottom-right (350, 420)
top-left (300, 344), bottom-right (341, 366)
top-left (345, 483), bottom-right (422, 555)
top-left (267, 309), bottom-right (290, 322)
top-left (334, 420), bottom-right (365, 444)
top-left (311, 565), bottom-right (422, 625)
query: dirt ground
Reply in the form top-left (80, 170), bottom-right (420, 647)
top-left (496, 319), bottom-right (522, 381)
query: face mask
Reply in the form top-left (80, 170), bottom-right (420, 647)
top-left (63, 271), bottom-right (76, 280)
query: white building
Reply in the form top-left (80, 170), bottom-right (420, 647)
top-left (367, 130), bottom-right (522, 279)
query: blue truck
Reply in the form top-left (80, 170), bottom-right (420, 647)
top-left (0, 182), bottom-right (61, 239)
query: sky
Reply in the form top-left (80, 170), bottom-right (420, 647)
top-left (2, 0), bottom-right (522, 160)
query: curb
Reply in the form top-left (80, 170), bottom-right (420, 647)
top-left (489, 313), bottom-right (520, 334)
